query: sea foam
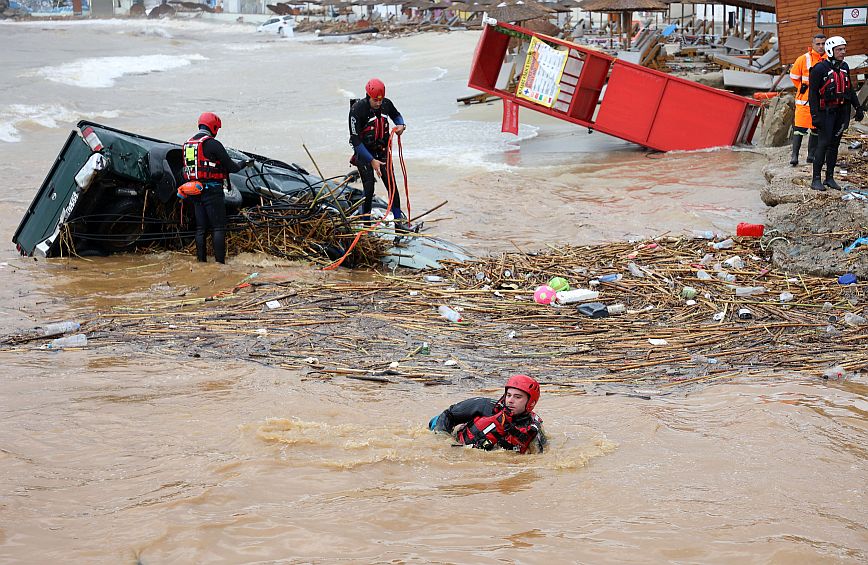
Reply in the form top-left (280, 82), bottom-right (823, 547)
top-left (0, 104), bottom-right (120, 143)
top-left (37, 54), bottom-right (208, 88)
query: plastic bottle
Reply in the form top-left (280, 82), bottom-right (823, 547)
top-left (822, 365), bottom-right (846, 380)
top-left (42, 321), bottom-right (81, 336)
top-left (437, 305), bottom-right (463, 323)
top-left (681, 286), bottom-right (697, 299)
top-left (48, 334), bottom-right (87, 349)
top-left (696, 269), bottom-right (712, 280)
top-left (723, 256), bottom-right (744, 269)
top-left (692, 230), bottom-right (715, 240)
top-left (555, 288), bottom-right (600, 304)
top-left (733, 286), bottom-right (765, 296)
top-left (598, 274), bottom-right (622, 283)
top-left (737, 308), bottom-right (753, 319)
top-left (625, 262), bottom-right (643, 278)
top-left (606, 303), bottom-right (626, 315)
top-left (717, 272), bottom-right (736, 283)
top-left (425, 275), bottom-right (445, 283)
top-left (712, 238), bottom-right (735, 250)
top-left (843, 312), bottom-right (867, 327)
top-left (421, 342), bottom-right (430, 355)
top-left (779, 291), bottom-right (794, 303)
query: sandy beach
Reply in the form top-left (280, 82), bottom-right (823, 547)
top-left (0, 18), bottom-right (866, 563)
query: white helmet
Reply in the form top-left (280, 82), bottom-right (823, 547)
top-left (825, 36), bottom-right (847, 58)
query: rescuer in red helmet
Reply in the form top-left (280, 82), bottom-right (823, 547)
top-left (348, 78), bottom-right (409, 231)
top-left (181, 112), bottom-right (254, 263)
top-left (428, 375), bottom-right (547, 454)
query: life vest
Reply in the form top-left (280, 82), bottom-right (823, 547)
top-left (361, 113), bottom-right (390, 152)
top-left (182, 134), bottom-right (227, 182)
top-left (456, 408), bottom-right (542, 454)
top-left (818, 65), bottom-right (851, 110)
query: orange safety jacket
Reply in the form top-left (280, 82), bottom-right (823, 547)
top-left (791, 49), bottom-right (827, 129)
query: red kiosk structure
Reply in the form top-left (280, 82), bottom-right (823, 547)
top-left (468, 20), bottom-right (762, 152)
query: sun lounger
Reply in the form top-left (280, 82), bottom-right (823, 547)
top-left (723, 70), bottom-right (790, 90)
top-left (711, 45), bottom-right (780, 74)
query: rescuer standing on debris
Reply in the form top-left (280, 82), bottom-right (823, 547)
top-left (808, 36), bottom-right (864, 191)
top-left (348, 78), bottom-right (408, 231)
top-left (428, 375), bottom-right (547, 454)
top-left (789, 33), bottom-right (827, 166)
top-left (181, 112), bottom-right (252, 263)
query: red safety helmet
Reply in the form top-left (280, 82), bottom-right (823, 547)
top-left (505, 374), bottom-right (541, 412)
top-left (198, 112), bottom-right (222, 135)
top-left (365, 78), bottom-right (386, 101)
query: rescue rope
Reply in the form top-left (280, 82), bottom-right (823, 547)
top-left (323, 127), bottom-right (412, 270)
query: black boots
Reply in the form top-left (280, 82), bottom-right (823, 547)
top-left (790, 135), bottom-right (803, 166)
top-left (806, 132), bottom-right (818, 163)
top-left (811, 176), bottom-right (826, 191)
top-left (824, 177), bottom-right (842, 190)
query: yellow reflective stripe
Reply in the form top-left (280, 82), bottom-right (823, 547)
top-left (795, 99), bottom-right (810, 105)
top-left (790, 72), bottom-right (801, 80)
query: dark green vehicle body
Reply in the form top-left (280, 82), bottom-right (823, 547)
top-left (12, 121), bottom-right (368, 257)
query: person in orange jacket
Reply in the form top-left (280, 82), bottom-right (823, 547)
top-left (789, 34), bottom-right (827, 166)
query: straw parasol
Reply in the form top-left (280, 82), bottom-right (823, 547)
top-left (579, 0), bottom-right (667, 48)
top-left (485, 0), bottom-right (552, 23)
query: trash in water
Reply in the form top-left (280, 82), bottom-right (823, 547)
top-left (843, 312), bottom-right (867, 327)
top-left (303, 357), bottom-right (318, 365)
top-left (737, 308), bottom-right (753, 320)
top-left (681, 286), bottom-right (697, 299)
top-left (534, 285), bottom-right (556, 305)
top-left (547, 276), bottom-right (570, 292)
top-left (837, 273), bottom-right (857, 285)
top-left (444, 359), bottom-right (458, 366)
top-left (437, 305), bottom-right (463, 322)
top-left (577, 302), bottom-right (609, 318)
top-left (723, 255), bottom-right (744, 269)
top-left (713, 312), bottom-right (725, 321)
top-left (266, 300), bottom-right (282, 309)
top-left (42, 320), bottom-right (81, 336)
top-left (48, 334), bottom-right (87, 349)
top-left (648, 338), bottom-right (668, 346)
top-left (822, 365), bottom-right (847, 380)
top-left (425, 275), bottom-right (445, 283)
top-left (779, 291), bottom-right (794, 303)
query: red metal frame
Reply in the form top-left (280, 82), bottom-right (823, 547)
top-left (468, 21), bottom-right (761, 152)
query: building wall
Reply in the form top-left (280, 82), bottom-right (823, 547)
top-left (777, 0), bottom-right (868, 67)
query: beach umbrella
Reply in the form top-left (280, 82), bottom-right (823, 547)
top-left (485, 0), bottom-right (552, 23)
top-left (579, 0), bottom-right (666, 48)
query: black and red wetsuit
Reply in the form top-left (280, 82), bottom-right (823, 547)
top-left (348, 96), bottom-right (405, 218)
top-left (430, 397), bottom-right (547, 454)
top-left (182, 128), bottom-right (244, 263)
top-left (808, 59), bottom-right (863, 185)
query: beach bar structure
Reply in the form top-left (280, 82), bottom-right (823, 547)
top-left (468, 20), bottom-right (761, 151)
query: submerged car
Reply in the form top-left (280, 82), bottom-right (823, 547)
top-left (257, 15), bottom-right (294, 37)
top-left (12, 121), bottom-right (469, 269)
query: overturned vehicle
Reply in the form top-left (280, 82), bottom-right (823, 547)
top-left (12, 121), bottom-right (468, 269)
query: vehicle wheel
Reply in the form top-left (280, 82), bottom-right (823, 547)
top-left (98, 196), bottom-right (149, 253)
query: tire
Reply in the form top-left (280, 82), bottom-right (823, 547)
top-left (98, 196), bottom-right (149, 253)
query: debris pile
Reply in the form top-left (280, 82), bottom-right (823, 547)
top-left (14, 236), bottom-right (865, 391)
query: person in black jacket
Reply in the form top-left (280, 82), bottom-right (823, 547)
top-left (181, 112), bottom-right (252, 263)
top-left (808, 36), bottom-right (864, 191)
top-left (429, 375), bottom-right (547, 454)
top-left (348, 78), bottom-right (408, 230)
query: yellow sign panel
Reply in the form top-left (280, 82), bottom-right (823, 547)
top-left (516, 36), bottom-right (569, 108)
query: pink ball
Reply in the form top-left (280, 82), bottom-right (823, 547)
top-left (534, 285), bottom-right (555, 305)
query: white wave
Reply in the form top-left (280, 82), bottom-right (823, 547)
top-left (431, 66), bottom-right (448, 81)
top-left (403, 119), bottom-right (540, 172)
top-left (223, 42), bottom-right (273, 51)
top-left (338, 88), bottom-right (357, 100)
top-left (37, 54), bottom-right (208, 88)
top-left (0, 104), bottom-right (120, 143)
top-left (0, 18), bottom-right (247, 34)
top-left (122, 26), bottom-right (173, 39)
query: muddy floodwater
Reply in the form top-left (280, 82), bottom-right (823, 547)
top-left (0, 19), bottom-right (866, 563)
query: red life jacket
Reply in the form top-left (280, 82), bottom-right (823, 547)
top-left (361, 113), bottom-right (389, 151)
top-left (182, 134), bottom-right (227, 182)
top-left (818, 66), bottom-right (851, 110)
top-left (456, 408), bottom-right (542, 454)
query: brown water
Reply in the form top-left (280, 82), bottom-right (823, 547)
top-left (1, 20), bottom-right (866, 563)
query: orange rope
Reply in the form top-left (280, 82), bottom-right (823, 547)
top-left (323, 127), bottom-right (411, 270)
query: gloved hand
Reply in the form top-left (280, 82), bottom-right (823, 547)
top-left (856, 108), bottom-right (865, 122)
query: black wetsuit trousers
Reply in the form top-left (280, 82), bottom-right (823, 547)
top-left (357, 150), bottom-right (401, 218)
top-left (812, 108), bottom-right (849, 180)
top-left (191, 184), bottom-right (227, 263)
